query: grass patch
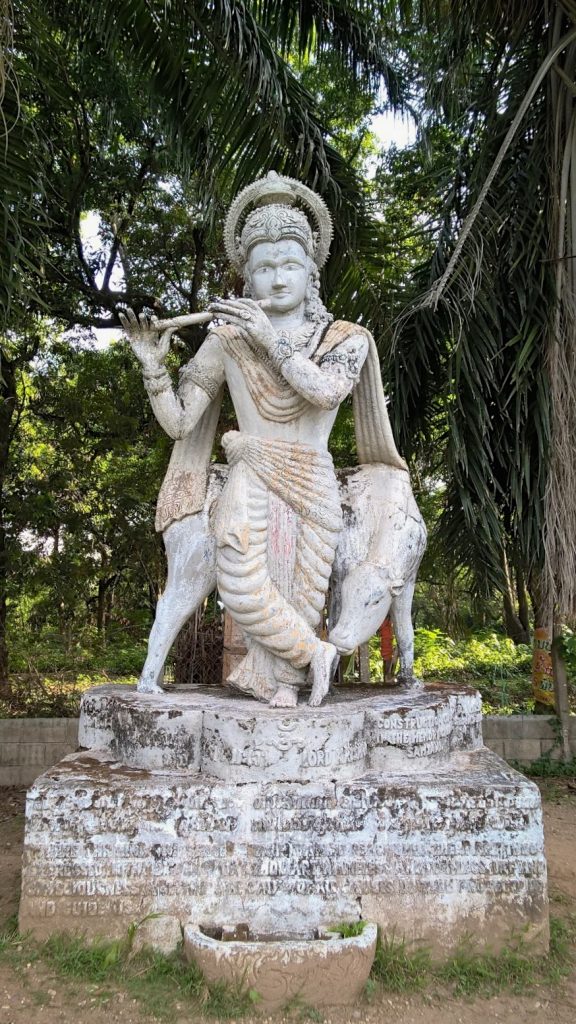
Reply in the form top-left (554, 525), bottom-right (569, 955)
top-left (1, 916), bottom-right (575, 1015)
top-left (372, 934), bottom-right (432, 992)
top-left (0, 924), bottom-right (258, 1020)
top-left (327, 920), bottom-right (367, 938)
top-left (371, 916), bottom-right (576, 998)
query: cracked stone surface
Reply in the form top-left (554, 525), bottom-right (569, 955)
top-left (19, 682), bottom-right (549, 956)
top-left (78, 682), bottom-right (483, 781)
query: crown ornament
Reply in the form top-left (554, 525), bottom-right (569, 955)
top-left (223, 172), bottom-right (333, 272)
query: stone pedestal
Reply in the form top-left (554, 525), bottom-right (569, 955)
top-left (19, 683), bottom-right (549, 957)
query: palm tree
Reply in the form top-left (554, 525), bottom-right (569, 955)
top-left (388, 4), bottom-right (574, 613)
top-left (387, 1), bottom-right (575, 746)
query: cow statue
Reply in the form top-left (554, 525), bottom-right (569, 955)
top-left (328, 464), bottom-right (427, 685)
top-left (138, 462), bottom-right (426, 694)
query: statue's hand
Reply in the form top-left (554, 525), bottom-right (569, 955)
top-left (118, 307), bottom-right (175, 370)
top-left (208, 298), bottom-right (275, 353)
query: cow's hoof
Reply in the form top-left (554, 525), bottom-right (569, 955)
top-left (397, 674), bottom-right (424, 690)
top-left (137, 680), bottom-right (166, 695)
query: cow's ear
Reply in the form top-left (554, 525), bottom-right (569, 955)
top-left (390, 577), bottom-right (405, 597)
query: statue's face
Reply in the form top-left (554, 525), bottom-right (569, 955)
top-left (246, 240), bottom-right (311, 314)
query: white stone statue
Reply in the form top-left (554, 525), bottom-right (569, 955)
top-left (120, 172), bottom-right (409, 707)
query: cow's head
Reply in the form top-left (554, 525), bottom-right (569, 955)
top-left (329, 563), bottom-right (403, 653)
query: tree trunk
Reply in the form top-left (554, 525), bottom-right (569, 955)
top-left (358, 643), bottom-right (371, 684)
top-left (501, 547), bottom-right (526, 644)
top-left (515, 560), bottom-right (531, 638)
top-left (528, 569), bottom-right (555, 714)
top-left (528, 568), bottom-right (548, 629)
top-left (96, 579), bottom-right (107, 636)
top-left (552, 619), bottom-right (572, 760)
top-left (0, 352), bottom-right (16, 695)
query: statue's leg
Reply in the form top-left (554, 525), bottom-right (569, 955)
top-left (216, 471), bottom-right (338, 705)
top-left (138, 516), bottom-right (216, 693)
top-left (391, 580), bottom-right (421, 687)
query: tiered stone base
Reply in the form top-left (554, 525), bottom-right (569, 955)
top-left (19, 683), bottom-right (549, 956)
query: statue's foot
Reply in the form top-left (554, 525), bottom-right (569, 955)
top-left (308, 642), bottom-right (339, 707)
top-left (226, 648), bottom-right (277, 702)
top-left (269, 684), bottom-right (299, 708)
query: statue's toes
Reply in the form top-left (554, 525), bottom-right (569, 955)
top-left (269, 684), bottom-right (299, 708)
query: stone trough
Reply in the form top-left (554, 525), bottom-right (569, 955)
top-left (184, 922), bottom-right (378, 1009)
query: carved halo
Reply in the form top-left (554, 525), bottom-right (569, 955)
top-left (223, 171), bottom-right (333, 271)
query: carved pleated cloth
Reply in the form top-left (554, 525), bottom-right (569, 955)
top-left (215, 432), bottom-right (342, 694)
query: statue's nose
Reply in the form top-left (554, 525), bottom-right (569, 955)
top-left (272, 268), bottom-right (286, 288)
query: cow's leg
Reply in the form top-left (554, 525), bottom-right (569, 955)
top-left (138, 518), bottom-right (216, 693)
top-left (391, 580), bottom-right (422, 688)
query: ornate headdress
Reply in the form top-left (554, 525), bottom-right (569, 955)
top-left (223, 172), bottom-right (333, 271)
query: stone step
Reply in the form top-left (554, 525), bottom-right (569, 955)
top-left (78, 682), bottom-right (483, 781)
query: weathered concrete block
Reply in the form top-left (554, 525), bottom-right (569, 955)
top-left (504, 738), bottom-right (543, 763)
top-left (65, 719), bottom-right (79, 743)
top-left (0, 765), bottom-right (41, 786)
top-left (8, 719), bottom-right (70, 742)
top-left (44, 742), bottom-right (78, 765)
top-left (482, 716), bottom-right (514, 739)
top-left (0, 742), bottom-right (46, 767)
top-left (483, 738), bottom-right (505, 758)
top-left (541, 739), bottom-right (563, 761)
top-left (19, 684), bottom-right (549, 959)
top-left (202, 703), bottom-right (367, 782)
top-left (515, 717), bottom-right (557, 740)
top-left (19, 746), bottom-right (548, 956)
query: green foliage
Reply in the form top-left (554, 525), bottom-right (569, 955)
top-left (410, 628), bottom-right (534, 713)
top-left (8, 630), bottom-right (147, 677)
top-left (328, 920), bottom-right (367, 937)
top-left (371, 916), bottom-right (576, 997)
top-left (560, 627), bottom-right (576, 682)
top-left (369, 627), bottom-right (539, 713)
top-left (413, 628), bottom-right (531, 681)
top-left (371, 934), bottom-right (431, 992)
top-left (0, 674), bottom-right (136, 719)
top-left (0, 915), bottom-right (19, 955)
top-left (515, 757), bottom-right (576, 779)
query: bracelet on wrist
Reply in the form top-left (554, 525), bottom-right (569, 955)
top-left (142, 364), bottom-right (168, 381)
top-left (270, 333), bottom-right (295, 371)
top-left (143, 367), bottom-right (172, 396)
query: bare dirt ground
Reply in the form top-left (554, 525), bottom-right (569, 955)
top-left (1, 780), bottom-right (575, 1024)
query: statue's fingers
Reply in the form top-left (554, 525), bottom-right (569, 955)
top-left (210, 303), bottom-right (252, 324)
top-left (210, 297), bottom-right (246, 310)
top-left (124, 311), bottom-right (140, 335)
